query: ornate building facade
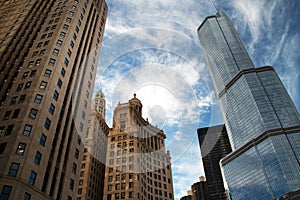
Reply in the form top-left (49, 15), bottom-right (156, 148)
top-left (103, 94), bottom-right (174, 200)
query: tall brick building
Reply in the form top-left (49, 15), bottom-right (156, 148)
top-left (0, 0), bottom-right (107, 199)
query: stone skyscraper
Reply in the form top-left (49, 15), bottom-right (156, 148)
top-left (77, 89), bottom-right (109, 200)
top-left (103, 94), bottom-right (174, 200)
top-left (0, 0), bottom-right (107, 199)
top-left (198, 12), bottom-right (300, 199)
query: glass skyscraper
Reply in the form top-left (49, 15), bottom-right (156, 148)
top-left (197, 11), bottom-right (300, 200)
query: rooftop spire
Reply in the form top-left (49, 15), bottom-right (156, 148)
top-left (210, 0), bottom-right (218, 13)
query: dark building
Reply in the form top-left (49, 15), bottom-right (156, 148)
top-left (198, 125), bottom-right (232, 200)
top-left (191, 177), bottom-right (211, 200)
top-left (180, 195), bottom-right (193, 200)
top-left (198, 11), bottom-right (300, 199)
top-left (0, 0), bottom-right (107, 199)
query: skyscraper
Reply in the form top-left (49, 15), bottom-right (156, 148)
top-left (77, 89), bottom-right (109, 200)
top-left (197, 125), bottom-right (232, 200)
top-left (93, 89), bottom-right (106, 118)
top-left (103, 94), bottom-right (174, 200)
top-left (0, 0), bottom-right (107, 199)
top-left (198, 11), bottom-right (300, 199)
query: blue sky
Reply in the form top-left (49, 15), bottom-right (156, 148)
top-left (94, 0), bottom-right (300, 199)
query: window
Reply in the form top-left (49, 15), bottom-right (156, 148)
top-left (73, 33), bottom-right (77, 40)
top-left (30, 70), bottom-right (36, 77)
top-left (8, 162), bottom-right (19, 177)
top-left (129, 191), bottom-right (134, 198)
top-left (75, 148), bottom-right (79, 159)
top-left (44, 69), bottom-right (51, 77)
top-left (24, 81), bottom-right (31, 89)
top-left (24, 192), bottom-right (31, 200)
top-left (17, 83), bottom-right (23, 91)
top-left (28, 61), bottom-right (34, 67)
top-left (34, 151), bottom-right (42, 165)
top-left (49, 103), bottom-right (55, 115)
top-left (67, 49), bottom-right (72, 57)
top-left (53, 48), bottom-right (59, 56)
top-left (129, 182), bottom-right (134, 188)
top-left (28, 171), bottom-right (37, 185)
top-left (40, 81), bottom-right (47, 89)
top-left (22, 71), bottom-right (29, 78)
top-left (44, 40), bottom-right (49, 46)
top-left (34, 94), bottom-right (43, 104)
top-left (121, 183), bottom-right (126, 189)
top-left (3, 111), bottom-right (11, 120)
top-left (48, 58), bottom-right (56, 66)
top-left (57, 79), bottom-right (62, 88)
top-left (29, 108), bottom-right (38, 119)
top-left (36, 59), bottom-right (41, 66)
top-left (48, 32), bottom-right (53, 37)
top-left (72, 163), bottom-right (77, 174)
top-left (60, 32), bottom-right (66, 38)
top-left (78, 188), bottom-right (82, 194)
top-left (19, 95), bottom-right (26, 103)
top-left (61, 68), bottom-right (66, 77)
top-left (16, 143), bottom-right (26, 155)
top-left (44, 118), bottom-right (51, 130)
top-left (23, 124), bottom-right (32, 136)
top-left (56, 40), bottom-right (63, 46)
top-left (0, 143), bottom-right (7, 154)
top-left (4, 125), bottom-right (14, 136)
top-left (69, 179), bottom-right (74, 190)
top-left (0, 185), bottom-right (12, 199)
top-left (40, 49), bottom-right (46, 55)
top-left (75, 26), bottom-right (79, 33)
top-left (63, 24), bottom-right (69, 30)
top-left (64, 58), bottom-right (69, 66)
top-left (121, 192), bottom-right (125, 199)
top-left (0, 127), bottom-right (4, 136)
top-left (40, 134), bottom-right (47, 146)
top-left (70, 41), bottom-right (74, 48)
top-left (53, 90), bottom-right (59, 101)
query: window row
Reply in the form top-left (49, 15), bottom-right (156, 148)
top-left (0, 185), bottom-right (31, 200)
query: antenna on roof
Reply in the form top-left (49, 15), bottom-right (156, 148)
top-left (210, 0), bottom-right (218, 13)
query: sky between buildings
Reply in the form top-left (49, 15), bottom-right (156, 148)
top-left (94, 0), bottom-right (300, 199)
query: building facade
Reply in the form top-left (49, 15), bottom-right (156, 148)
top-left (93, 89), bottom-right (106, 119)
top-left (0, 0), bottom-right (107, 199)
top-left (197, 125), bottom-right (232, 200)
top-left (191, 177), bottom-right (210, 200)
top-left (103, 94), bottom-right (174, 200)
top-left (198, 12), bottom-right (300, 199)
top-left (77, 89), bottom-right (109, 200)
